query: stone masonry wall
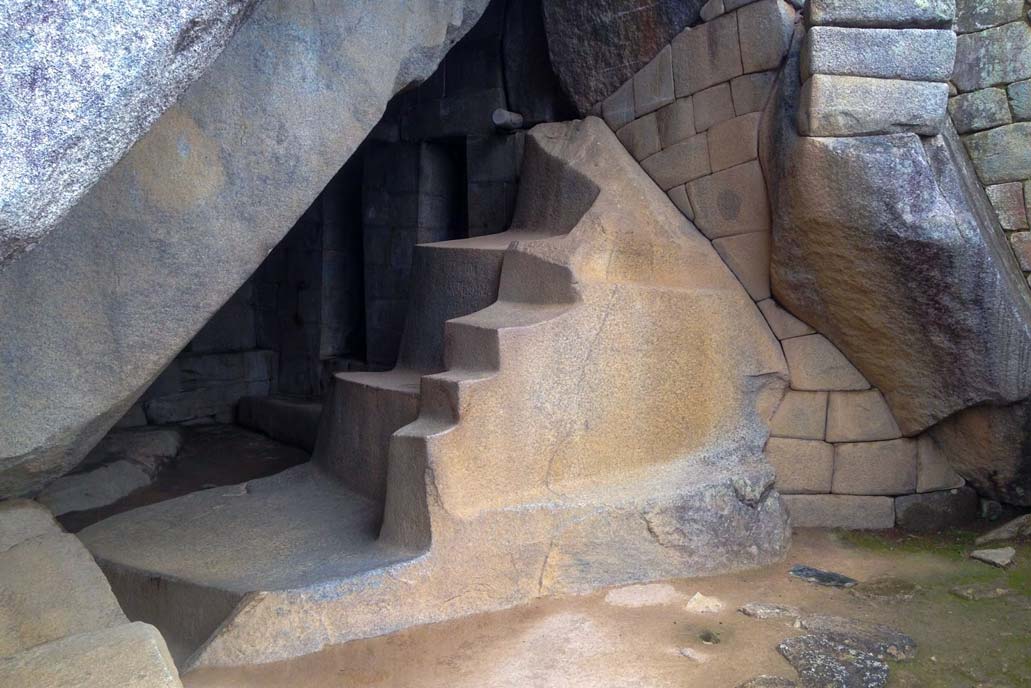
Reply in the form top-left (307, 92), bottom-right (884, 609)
top-left (597, 0), bottom-right (969, 529)
top-left (948, 0), bottom-right (1031, 282)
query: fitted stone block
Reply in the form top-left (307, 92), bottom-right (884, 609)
top-left (700, 0), bottom-right (725, 22)
top-left (667, 185), bottom-right (695, 219)
top-left (782, 334), bottom-right (870, 391)
top-left (712, 231), bottom-right (771, 299)
top-left (806, 0), bottom-right (955, 28)
top-left (602, 80), bottom-right (636, 130)
top-left (948, 88), bottom-right (1012, 134)
top-left (953, 22), bottom-right (1031, 93)
top-left (770, 390), bottom-right (828, 440)
top-left (694, 83), bottom-right (737, 132)
top-left (731, 71), bottom-right (778, 115)
top-left (686, 160), bottom-right (770, 238)
top-left (1009, 80), bottom-right (1031, 122)
top-left (708, 112), bottom-right (761, 172)
top-left (656, 98), bottom-right (696, 148)
top-left (767, 437), bottom-right (834, 494)
top-left (757, 299), bottom-right (815, 339)
top-left (0, 533), bottom-right (127, 657)
top-left (738, 0), bottom-right (796, 74)
top-left (672, 13), bottom-right (743, 97)
top-left (634, 45), bottom-right (675, 117)
top-left (916, 434), bottom-right (965, 493)
top-left (799, 75), bottom-right (949, 136)
top-left (616, 114), bottom-right (661, 161)
top-left (833, 439), bottom-right (918, 496)
top-left (986, 182), bottom-right (1030, 230)
top-left (802, 27), bottom-right (956, 82)
top-left (895, 488), bottom-right (978, 532)
top-left (825, 390), bottom-right (902, 442)
top-left (783, 494), bottom-right (895, 529)
top-left (1009, 232), bottom-right (1031, 271)
top-left (0, 500), bottom-right (60, 553)
top-left (955, 0), bottom-right (1025, 34)
top-left (964, 123), bottom-right (1031, 184)
top-left (0, 622), bottom-right (183, 688)
top-left (641, 133), bottom-right (711, 190)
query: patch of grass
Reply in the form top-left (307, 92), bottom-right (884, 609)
top-left (838, 529), bottom-right (981, 561)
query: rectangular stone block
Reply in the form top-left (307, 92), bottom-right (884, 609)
top-left (656, 98), bottom-right (696, 148)
top-left (757, 298), bottom-right (815, 339)
top-left (798, 75), bottom-right (949, 136)
top-left (767, 437), bottom-right (834, 494)
top-left (782, 334), bottom-right (870, 391)
top-left (806, 0), bottom-right (955, 28)
top-left (825, 390), bottom-right (902, 442)
top-left (602, 79), bottom-right (635, 131)
top-left (833, 439), bottom-right (918, 496)
top-left (738, 0), bottom-right (797, 74)
top-left (955, 0), bottom-right (1025, 34)
top-left (1008, 79), bottom-right (1031, 122)
top-left (672, 13), bottom-right (743, 97)
top-left (701, 0), bottom-right (725, 22)
top-left (641, 133), bottom-right (710, 190)
top-left (986, 182), bottom-right (1030, 230)
top-left (770, 390), bottom-right (828, 440)
top-left (802, 27), bottom-right (956, 82)
top-left (616, 114), bottom-right (661, 161)
top-left (948, 88), bottom-right (1012, 134)
top-left (667, 185), bottom-right (695, 219)
top-left (694, 83), bottom-right (736, 132)
top-left (916, 434), bottom-right (965, 493)
top-left (634, 45), bottom-right (674, 117)
top-left (963, 122), bottom-right (1031, 184)
top-left (783, 494), bottom-right (896, 529)
top-left (686, 160), bottom-right (770, 238)
top-left (712, 230), bottom-right (770, 299)
top-left (953, 21), bottom-right (1031, 93)
top-left (1010, 232), bottom-right (1031, 271)
top-left (731, 71), bottom-right (778, 115)
top-left (707, 112), bottom-right (761, 172)
top-left (0, 622), bottom-right (183, 688)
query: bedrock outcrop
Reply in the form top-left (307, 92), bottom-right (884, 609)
top-left (0, 0), bottom-right (262, 267)
top-left (0, 0), bottom-right (490, 498)
top-left (762, 36), bottom-right (1031, 438)
top-left (541, 0), bottom-right (702, 114)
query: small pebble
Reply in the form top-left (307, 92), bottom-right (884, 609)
top-left (950, 583), bottom-right (1013, 601)
top-left (678, 647), bottom-right (709, 662)
top-left (685, 592), bottom-right (724, 614)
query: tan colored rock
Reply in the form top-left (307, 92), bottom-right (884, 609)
top-left (783, 494), bottom-right (895, 529)
top-left (770, 391), bottom-right (827, 440)
top-left (0, 499), bottom-right (60, 552)
top-left (737, 0), bottom-right (795, 74)
top-left (668, 185), bottom-right (695, 219)
top-left (708, 112), bottom-right (761, 172)
top-left (799, 75), bottom-right (949, 137)
top-left (766, 437), bottom-right (834, 493)
top-left (687, 160), bottom-right (771, 239)
top-left (986, 182), bottom-right (1029, 230)
top-left (731, 71), bottom-right (777, 115)
top-left (916, 434), bottom-right (965, 493)
top-left (634, 45), bottom-right (675, 117)
top-left (757, 299), bottom-right (815, 339)
top-left (0, 533), bottom-right (126, 656)
top-left (825, 390), bottom-right (901, 443)
top-left (782, 334), bottom-right (869, 391)
top-left (616, 114), bottom-right (661, 161)
top-left (656, 97), bottom-right (696, 148)
top-left (833, 439), bottom-right (917, 496)
top-left (641, 133), bottom-right (711, 190)
top-left (712, 231), bottom-right (771, 300)
top-left (1009, 232), bottom-right (1031, 271)
top-left (672, 12), bottom-right (744, 97)
top-left (694, 82), bottom-right (736, 132)
top-left (0, 622), bottom-right (182, 688)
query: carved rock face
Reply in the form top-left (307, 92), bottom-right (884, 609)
top-left (541, 0), bottom-right (703, 115)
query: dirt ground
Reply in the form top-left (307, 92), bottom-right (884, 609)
top-left (185, 528), bottom-right (1031, 688)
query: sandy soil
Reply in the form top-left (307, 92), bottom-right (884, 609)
top-left (184, 528), bottom-right (1031, 687)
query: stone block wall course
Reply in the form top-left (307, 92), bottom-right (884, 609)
top-left (598, 0), bottom-right (968, 527)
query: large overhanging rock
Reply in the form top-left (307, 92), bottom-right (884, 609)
top-left (762, 34), bottom-right (1031, 437)
top-left (541, 0), bottom-right (702, 115)
top-left (0, 0), bottom-right (490, 498)
top-left (0, 0), bottom-right (262, 267)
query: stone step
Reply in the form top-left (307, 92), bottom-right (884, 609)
top-left (237, 395), bottom-right (322, 452)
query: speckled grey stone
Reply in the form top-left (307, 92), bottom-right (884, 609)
top-left (955, 0), bottom-right (1025, 34)
top-left (953, 21), bottom-right (1031, 93)
top-left (0, 0), bottom-right (262, 268)
top-left (806, 0), bottom-right (955, 28)
top-left (778, 634), bottom-right (889, 688)
top-left (802, 27), bottom-right (956, 82)
top-left (948, 88), bottom-right (1012, 134)
top-left (0, 0), bottom-right (492, 498)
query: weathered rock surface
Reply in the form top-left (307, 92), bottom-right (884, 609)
top-left (0, 0), bottom-right (261, 267)
top-left (0, 0), bottom-right (492, 498)
top-left (948, 88), bottom-right (1012, 135)
top-left (801, 27), bottom-right (956, 82)
top-left (953, 21), bottom-right (1031, 94)
top-left (894, 487), bottom-right (979, 532)
top-left (971, 546), bottom-right (1016, 568)
top-left (927, 401), bottom-right (1031, 505)
top-left (806, 0), bottom-right (955, 29)
top-left (976, 513), bottom-right (1031, 544)
top-left (777, 634), bottom-right (889, 688)
top-left (955, 0), bottom-right (1026, 34)
top-left (797, 614), bottom-right (917, 660)
top-left (541, 0), bottom-right (703, 114)
top-left (0, 622), bottom-right (183, 688)
top-left (963, 122), bottom-right (1031, 185)
top-left (764, 38), bottom-right (1031, 436)
top-left (0, 498), bottom-right (60, 552)
top-left (798, 75), bottom-right (949, 136)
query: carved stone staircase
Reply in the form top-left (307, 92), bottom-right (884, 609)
top-left (80, 117), bottom-right (791, 671)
